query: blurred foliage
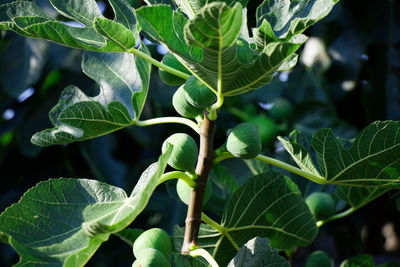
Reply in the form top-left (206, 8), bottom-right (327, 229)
top-left (0, 0), bottom-right (399, 266)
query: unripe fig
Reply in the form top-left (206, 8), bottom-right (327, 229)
top-left (305, 250), bottom-right (333, 267)
top-left (226, 123), bottom-right (262, 159)
top-left (159, 52), bottom-right (191, 86)
top-left (248, 115), bottom-right (278, 146)
top-left (176, 178), bottom-right (212, 206)
top-left (133, 228), bottom-right (172, 259)
top-left (132, 248), bottom-right (170, 267)
top-left (305, 192), bottom-right (335, 220)
top-left (269, 98), bottom-right (293, 120)
top-left (183, 76), bottom-right (217, 108)
top-left (162, 133), bottom-right (198, 172)
top-left (172, 86), bottom-right (203, 119)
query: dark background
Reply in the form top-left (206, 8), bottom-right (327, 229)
top-left (0, 0), bottom-right (399, 266)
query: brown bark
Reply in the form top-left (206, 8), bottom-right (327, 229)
top-left (181, 113), bottom-right (216, 254)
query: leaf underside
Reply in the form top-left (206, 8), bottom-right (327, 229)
top-left (0, 147), bottom-right (172, 266)
top-left (174, 170), bottom-right (317, 266)
top-left (280, 121), bottom-right (400, 187)
top-left (136, 0), bottom-right (338, 96)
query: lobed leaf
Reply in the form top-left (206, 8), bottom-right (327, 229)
top-left (174, 170), bottom-right (317, 266)
top-left (137, 1), bottom-right (337, 96)
top-left (0, 147), bottom-right (172, 266)
top-left (0, 0), bottom-right (139, 52)
top-left (312, 121), bottom-right (400, 186)
top-left (227, 237), bottom-right (289, 267)
top-left (31, 43), bottom-right (151, 146)
top-left (280, 121), bottom-right (400, 187)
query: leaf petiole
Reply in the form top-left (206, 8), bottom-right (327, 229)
top-left (201, 212), bottom-right (240, 251)
top-left (134, 117), bottom-right (200, 134)
top-left (158, 171), bottom-right (197, 188)
top-left (254, 155), bottom-right (326, 184)
top-left (128, 47), bottom-right (191, 80)
top-left (316, 207), bottom-right (358, 227)
top-left (189, 248), bottom-right (219, 267)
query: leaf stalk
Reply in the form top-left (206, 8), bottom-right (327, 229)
top-left (254, 154), bottom-right (326, 184)
top-left (135, 117), bottom-right (199, 134)
top-left (158, 171), bottom-right (197, 188)
top-left (128, 47), bottom-right (191, 80)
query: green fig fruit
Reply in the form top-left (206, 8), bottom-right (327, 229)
top-left (183, 76), bottom-right (217, 108)
top-left (305, 192), bottom-right (335, 220)
top-left (159, 52), bottom-right (191, 86)
top-left (133, 248), bottom-right (170, 267)
top-left (133, 228), bottom-right (172, 259)
top-left (269, 98), bottom-right (293, 120)
top-left (173, 86), bottom-right (204, 119)
top-left (248, 115), bottom-right (278, 146)
top-left (176, 178), bottom-right (212, 206)
top-left (305, 250), bottom-right (333, 267)
top-left (226, 123), bottom-right (262, 159)
top-left (162, 133), bottom-right (198, 172)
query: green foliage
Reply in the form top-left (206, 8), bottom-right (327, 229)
top-left (0, 146), bottom-right (172, 266)
top-left (174, 170), bottom-right (318, 266)
top-left (31, 45), bottom-right (151, 146)
top-left (227, 237), bottom-right (289, 266)
top-left (279, 121), bottom-right (400, 187)
top-left (1, 0), bottom-right (399, 266)
top-left (133, 228), bottom-right (172, 259)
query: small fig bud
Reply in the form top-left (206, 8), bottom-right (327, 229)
top-left (226, 123), bottom-right (262, 159)
top-left (305, 250), bottom-right (333, 267)
top-left (162, 133), bottom-right (198, 172)
top-left (183, 76), bottom-right (217, 108)
top-left (159, 52), bottom-right (191, 86)
top-left (173, 86), bottom-right (203, 119)
top-left (133, 228), bottom-right (172, 259)
top-left (305, 192), bottom-right (335, 220)
top-left (269, 98), bottom-right (293, 120)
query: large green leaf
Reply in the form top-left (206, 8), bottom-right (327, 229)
top-left (136, 1), bottom-right (336, 96)
top-left (174, 170), bottom-right (317, 266)
top-left (31, 43), bottom-right (151, 146)
top-left (0, 147), bottom-right (172, 266)
top-left (279, 121), bottom-right (400, 187)
top-left (0, 0), bottom-right (139, 52)
top-left (255, 0), bottom-right (339, 41)
top-left (227, 237), bottom-right (289, 267)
